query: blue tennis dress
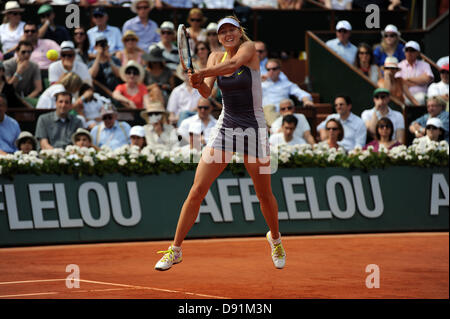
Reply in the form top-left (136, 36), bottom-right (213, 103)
top-left (207, 64), bottom-right (270, 158)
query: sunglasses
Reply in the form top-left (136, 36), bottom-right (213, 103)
top-left (39, 13), bottom-right (51, 18)
top-left (102, 115), bottom-right (113, 120)
top-left (256, 49), bottom-right (265, 53)
top-left (24, 29), bottom-right (37, 34)
top-left (280, 106), bottom-right (294, 111)
top-left (93, 14), bottom-right (105, 18)
top-left (384, 33), bottom-right (397, 38)
top-left (136, 6), bottom-right (149, 10)
top-left (337, 29), bottom-right (349, 33)
top-left (267, 67), bottom-right (280, 72)
top-left (61, 53), bottom-right (75, 58)
top-left (374, 94), bottom-right (388, 99)
top-left (7, 12), bottom-right (21, 16)
top-left (426, 125), bottom-right (439, 130)
top-left (405, 48), bottom-right (417, 52)
top-left (161, 31), bottom-right (173, 35)
top-left (207, 33), bottom-right (217, 36)
top-left (197, 105), bottom-right (210, 110)
top-left (378, 125), bottom-right (391, 129)
top-left (20, 50), bottom-right (32, 55)
top-left (190, 18), bottom-right (202, 22)
top-left (440, 70), bottom-right (449, 74)
top-left (326, 127), bottom-right (339, 131)
top-left (125, 69), bottom-right (139, 76)
top-left (74, 32), bottom-right (85, 36)
top-left (358, 51), bottom-right (370, 55)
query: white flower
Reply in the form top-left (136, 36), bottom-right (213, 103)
top-left (59, 158), bottom-right (68, 165)
top-left (118, 158), bottom-right (127, 166)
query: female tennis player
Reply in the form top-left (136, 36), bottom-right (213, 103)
top-left (155, 16), bottom-right (286, 271)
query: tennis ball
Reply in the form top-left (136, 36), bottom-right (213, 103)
top-left (46, 49), bottom-right (59, 61)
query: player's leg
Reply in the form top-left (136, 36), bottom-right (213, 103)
top-left (155, 148), bottom-right (230, 270)
top-left (244, 155), bottom-right (286, 269)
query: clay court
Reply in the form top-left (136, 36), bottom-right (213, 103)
top-left (0, 232), bottom-right (448, 299)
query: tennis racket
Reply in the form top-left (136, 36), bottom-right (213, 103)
top-left (177, 24), bottom-right (194, 73)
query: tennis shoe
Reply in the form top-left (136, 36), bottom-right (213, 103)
top-left (154, 245), bottom-right (182, 271)
top-left (266, 231), bottom-right (286, 269)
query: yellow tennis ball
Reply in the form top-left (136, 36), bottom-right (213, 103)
top-left (46, 49), bottom-right (59, 61)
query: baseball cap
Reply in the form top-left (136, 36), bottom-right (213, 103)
top-left (440, 63), bottom-right (449, 72)
top-left (373, 88), bottom-right (390, 97)
top-left (426, 117), bottom-right (443, 129)
top-left (206, 22), bottom-right (218, 32)
top-left (92, 6), bottom-right (107, 16)
top-left (60, 41), bottom-right (75, 52)
top-left (382, 24), bottom-right (400, 35)
top-left (160, 21), bottom-right (174, 31)
top-left (404, 41), bottom-right (421, 52)
top-left (37, 4), bottom-right (52, 15)
top-left (129, 125), bottom-right (145, 138)
top-left (336, 20), bottom-right (352, 31)
top-left (101, 104), bottom-right (117, 117)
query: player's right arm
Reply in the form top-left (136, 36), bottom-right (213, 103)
top-left (189, 52), bottom-right (221, 99)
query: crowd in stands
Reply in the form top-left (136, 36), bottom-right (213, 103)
top-left (0, 1), bottom-right (448, 159)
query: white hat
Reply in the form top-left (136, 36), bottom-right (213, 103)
top-left (160, 21), bottom-right (174, 31)
top-left (336, 20), bottom-right (352, 31)
top-left (71, 128), bottom-right (92, 144)
top-left (131, 0), bottom-right (154, 13)
top-left (2, 1), bottom-right (24, 14)
top-left (129, 125), bottom-right (145, 138)
top-left (217, 18), bottom-right (240, 32)
top-left (404, 40), bottom-right (421, 52)
top-left (383, 56), bottom-right (400, 69)
top-left (382, 24), bottom-right (401, 36)
top-left (119, 60), bottom-right (145, 83)
top-left (206, 22), bottom-right (218, 32)
top-left (60, 41), bottom-right (75, 52)
top-left (426, 117), bottom-right (443, 129)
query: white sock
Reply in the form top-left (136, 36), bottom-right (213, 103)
top-left (270, 232), bottom-right (282, 245)
top-left (172, 245), bottom-right (182, 252)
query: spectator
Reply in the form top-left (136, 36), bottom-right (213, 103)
top-left (129, 125), bottom-right (146, 150)
top-left (87, 7), bottom-right (123, 58)
top-left (270, 98), bottom-right (315, 146)
top-left (158, 0), bottom-right (191, 7)
top-left (355, 42), bottom-right (381, 84)
top-left (427, 62), bottom-right (449, 102)
top-left (0, 60), bottom-right (24, 108)
top-left (72, 27), bottom-right (90, 65)
top-left (413, 117), bottom-right (448, 144)
top-left (167, 63), bottom-right (202, 126)
top-left (142, 46), bottom-right (175, 104)
top-left (0, 1), bottom-right (25, 58)
top-left (122, 0), bottom-right (160, 51)
top-left (278, 0), bottom-right (303, 9)
top-left (15, 131), bottom-right (37, 154)
top-left (241, 0), bottom-right (279, 9)
top-left (116, 30), bottom-right (144, 66)
top-left (361, 88), bottom-right (405, 144)
top-left (4, 40), bottom-right (42, 99)
top-left (205, 23), bottom-right (223, 53)
top-left (71, 128), bottom-right (94, 148)
top-left (378, 56), bottom-right (419, 106)
top-left (269, 114), bottom-right (305, 146)
top-left (35, 91), bottom-right (84, 150)
top-left (315, 118), bottom-right (345, 151)
top-left (113, 60), bottom-right (148, 109)
top-left (254, 41), bottom-right (269, 76)
top-left (326, 20), bottom-right (357, 65)
top-left (23, 21), bottom-right (60, 72)
top-left (395, 41), bottom-right (434, 105)
top-left (177, 97), bottom-right (217, 146)
top-left (48, 41), bottom-right (92, 85)
top-left (317, 95), bottom-right (367, 151)
top-left (36, 4), bottom-right (71, 45)
top-left (262, 58), bottom-right (313, 112)
top-left (186, 8), bottom-right (207, 54)
top-left (91, 104), bottom-right (131, 150)
top-left (148, 21), bottom-right (179, 72)
top-left (74, 83), bottom-right (111, 130)
top-left (0, 93), bottom-right (20, 155)
top-left (36, 71), bottom-right (83, 109)
top-left (409, 96), bottom-right (449, 141)
top-left (363, 117), bottom-right (401, 152)
top-left (140, 100), bottom-right (179, 150)
top-left (323, 0), bottom-right (352, 10)
top-left (193, 41), bottom-right (210, 70)
top-left (88, 34), bottom-right (122, 92)
top-left (373, 24), bottom-right (405, 67)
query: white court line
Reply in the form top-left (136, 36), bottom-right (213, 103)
top-left (0, 278), bottom-right (229, 299)
top-left (0, 292), bottom-right (59, 298)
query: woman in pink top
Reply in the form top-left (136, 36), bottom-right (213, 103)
top-left (115, 30), bottom-right (144, 66)
top-left (113, 60), bottom-right (148, 109)
top-left (363, 117), bottom-right (401, 151)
